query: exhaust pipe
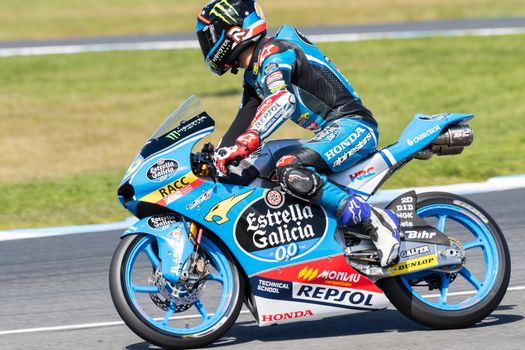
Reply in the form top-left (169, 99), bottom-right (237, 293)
top-left (414, 125), bottom-right (474, 159)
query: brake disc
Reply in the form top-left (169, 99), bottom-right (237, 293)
top-left (147, 261), bottom-right (208, 313)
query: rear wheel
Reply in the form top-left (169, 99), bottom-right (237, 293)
top-left (109, 233), bottom-right (243, 349)
top-left (379, 192), bottom-right (511, 329)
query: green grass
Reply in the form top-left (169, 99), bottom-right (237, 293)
top-left (1, 34), bottom-right (524, 229)
top-left (1, 0), bottom-right (525, 40)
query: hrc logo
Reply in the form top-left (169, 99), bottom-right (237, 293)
top-left (349, 166), bottom-right (376, 183)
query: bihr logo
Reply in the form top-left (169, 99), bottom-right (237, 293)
top-left (235, 195), bottom-right (327, 262)
top-left (406, 230), bottom-right (437, 239)
top-left (261, 309), bottom-right (313, 322)
top-left (147, 159), bottom-right (178, 182)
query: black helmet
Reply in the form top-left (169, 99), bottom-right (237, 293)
top-left (196, 0), bottom-right (267, 75)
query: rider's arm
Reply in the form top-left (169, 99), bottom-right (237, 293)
top-left (248, 48), bottom-right (297, 140)
top-left (218, 82), bottom-right (261, 148)
top-left (214, 45), bottom-right (298, 174)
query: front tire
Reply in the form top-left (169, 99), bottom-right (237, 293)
top-left (379, 192), bottom-right (511, 329)
top-left (109, 233), bottom-right (244, 349)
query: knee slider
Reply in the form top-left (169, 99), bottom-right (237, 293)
top-left (277, 164), bottom-right (323, 201)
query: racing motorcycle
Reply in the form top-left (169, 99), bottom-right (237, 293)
top-left (110, 96), bottom-right (511, 349)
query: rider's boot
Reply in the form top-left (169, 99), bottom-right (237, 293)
top-left (337, 194), bottom-right (401, 267)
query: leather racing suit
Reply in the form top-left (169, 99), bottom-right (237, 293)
top-left (220, 25), bottom-right (376, 215)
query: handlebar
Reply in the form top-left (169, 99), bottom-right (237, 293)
top-left (191, 143), bottom-right (244, 180)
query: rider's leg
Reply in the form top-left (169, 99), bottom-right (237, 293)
top-left (276, 119), bottom-right (400, 267)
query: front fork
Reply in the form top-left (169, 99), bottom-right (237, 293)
top-left (121, 215), bottom-right (202, 284)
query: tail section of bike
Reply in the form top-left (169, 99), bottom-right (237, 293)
top-left (329, 112), bottom-right (474, 199)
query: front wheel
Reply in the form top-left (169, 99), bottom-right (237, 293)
top-left (109, 233), bottom-right (244, 349)
top-left (379, 192), bottom-right (511, 329)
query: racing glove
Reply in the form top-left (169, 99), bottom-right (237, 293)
top-left (214, 130), bottom-right (260, 175)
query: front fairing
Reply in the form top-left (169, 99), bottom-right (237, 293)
top-left (118, 96), bottom-right (215, 217)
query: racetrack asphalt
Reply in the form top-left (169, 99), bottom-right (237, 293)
top-left (0, 189), bottom-right (523, 350)
top-left (1, 17), bottom-right (524, 49)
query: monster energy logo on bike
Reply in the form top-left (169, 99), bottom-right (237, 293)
top-left (210, 0), bottom-right (239, 24)
top-left (235, 194), bottom-right (327, 262)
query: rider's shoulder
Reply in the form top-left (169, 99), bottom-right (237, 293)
top-left (275, 25), bottom-right (316, 48)
top-left (256, 38), bottom-right (288, 68)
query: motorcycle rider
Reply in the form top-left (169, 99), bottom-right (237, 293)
top-left (196, 0), bottom-right (400, 267)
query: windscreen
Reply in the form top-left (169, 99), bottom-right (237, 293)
top-left (139, 96), bottom-right (214, 159)
top-left (150, 95), bottom-right (205, 139)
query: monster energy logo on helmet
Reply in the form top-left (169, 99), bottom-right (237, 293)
top-left (210, 0), bottom-right (239, 24)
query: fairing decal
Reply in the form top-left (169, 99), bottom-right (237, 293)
top-left (249, 255), bottom-right (389, 325)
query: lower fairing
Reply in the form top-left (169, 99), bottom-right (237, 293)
top-left (247, 254), bottom-right (390, 326)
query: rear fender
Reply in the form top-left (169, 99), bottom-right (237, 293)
top-left (381, 191), bottom-right (463, 277)
top-left (386, 190), bottom-right (449, 246)
top-left (122, 215), bottom-right (195, 284)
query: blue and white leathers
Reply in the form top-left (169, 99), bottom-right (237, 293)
top-left (240, 25), bottom-right (378, 212)
top-left (244, 25), bottom-right (375, 131)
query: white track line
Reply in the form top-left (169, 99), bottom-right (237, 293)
top-left (369, 173), bottom-right (525, 204)
top-left (0, 310), bottom-right (250, 336)
top-left (0, 287), bottom-right (523, 336)
top-left (1, 27), bottom-right (525, 58)
top-left (423, 286), bottom-right (525, 298)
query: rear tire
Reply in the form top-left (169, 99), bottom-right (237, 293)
top-left (379, 192), bottom-right (511, 329)
top-left (109, 233), bottom-right (244, 349)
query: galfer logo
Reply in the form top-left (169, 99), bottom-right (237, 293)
top-left (400, 245), bottom-right (430, 258)
top-left (407, 125), bottom-right (441, 146)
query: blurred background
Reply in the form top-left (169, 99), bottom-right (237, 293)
top-left (1, 0), bottom-right (524, 229)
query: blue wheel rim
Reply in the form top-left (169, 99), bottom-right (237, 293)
top-left (400, 203), bottom-right (500, 311)
top-left (124, 235), bottom-right (234, 335)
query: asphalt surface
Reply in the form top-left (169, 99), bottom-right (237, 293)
top-left (0, 189), bottom-right (523, 350)
top-left (1, 17), bottom-right (524, 49)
